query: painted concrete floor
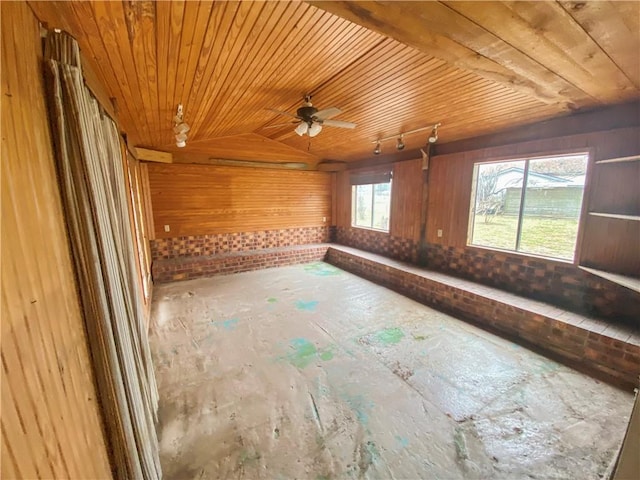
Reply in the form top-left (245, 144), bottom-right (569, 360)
top-left (150, 262), bottom-right (634, 480)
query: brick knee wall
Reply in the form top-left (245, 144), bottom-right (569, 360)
top-left (334, 226), bottom-right (640, 324)
top-left (326, 246), bottom-right (640, 388)
top-left (421, 243), bottom-right (640, 324)
top-left (335, 227), bottom-right (418, 262)
top-left (151, 226), bottom-right (330, 261)
top-left (152, 244), bottom-right (329, 283)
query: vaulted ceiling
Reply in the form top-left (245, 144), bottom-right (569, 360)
top-left (30, 1), bottom-right (640, 166)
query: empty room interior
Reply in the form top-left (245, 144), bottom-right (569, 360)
top-left (3, 1), bottom-right (640, 478)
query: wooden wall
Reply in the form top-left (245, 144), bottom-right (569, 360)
top-left (335, 170), bottom-right (351, 228)
top-left (147, 163), bottom-right (332, 238)
top-left (1, 2), bottom-right (112, 478)
top-left (389, 158), bottom-right (423, 241)
top-left (427, 127), bottom-right (640, 268)
top-left (335, 158), bottom-right (423, 241)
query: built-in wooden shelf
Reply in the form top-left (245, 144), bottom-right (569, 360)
top-left (595, 154), bottom-right (640, 165)
top-left (579, 266), bottom-right (640, 293)
top-left (588, 212), bottom-right (640, 221)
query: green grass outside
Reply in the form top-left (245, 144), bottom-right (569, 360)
top-left (471, 215), bottom-right (579, 260)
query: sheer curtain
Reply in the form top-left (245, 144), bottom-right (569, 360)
top-left (44, 31), bottom-right (161, 480)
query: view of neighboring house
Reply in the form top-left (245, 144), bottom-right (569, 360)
top-left (495, 167), bottom-right (587, 217)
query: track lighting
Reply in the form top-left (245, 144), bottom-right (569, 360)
top-left (428, 124), bottom-right (440, 143)
top-left (173, 104), bottom-right (190, 147)
top-left (371, 122), bottom-right (441, 153)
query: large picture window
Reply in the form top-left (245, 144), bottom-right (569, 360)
top-left (468, 153), bottom-right (588, 261)
top-left (351, 181), bottom-right (391, 231)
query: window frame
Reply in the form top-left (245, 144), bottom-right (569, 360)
top-left (351, 180), bottom-right (392, 232)
top-left (467, 151), bottom-right (591, 263)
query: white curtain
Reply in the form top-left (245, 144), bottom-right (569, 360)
top-left (44, 32), bottom-right (161, 480)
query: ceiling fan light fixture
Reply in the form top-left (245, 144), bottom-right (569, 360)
top-left (396, 135), bottom-right (405, 151)
top-left (308, 122), bottom-right (322, 137)
top-left (373, 141), bottom-right (382, 155)
top-left (295, 122), bottom-right (308, 136)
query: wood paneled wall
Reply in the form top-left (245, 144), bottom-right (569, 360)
top-left (427, 127), bottom-right (640, 265)
top-left (147, 163), bottom-right (332, 238)
top-left (335, 158), bottom-right (423, 241)
top-left (335, 170), bottom-right (351, 228)
top-left (390, 159), bottom-right (423, 241)
top-left (1, 2), bottom-right (112, 478)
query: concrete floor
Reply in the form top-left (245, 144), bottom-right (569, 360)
top-left (150, 262), bottom-right (634, 480)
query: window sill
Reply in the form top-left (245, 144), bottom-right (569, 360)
top-left (350, 225), bottom-right (390, 234)
top-left (466, 243), bottom-right (576, 265)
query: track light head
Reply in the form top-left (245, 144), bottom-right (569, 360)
top-left (373, 141), bottom-right (382, 155)
top-left (396, 135), bottom-right (405, 151)
top-left (428, 124), bottom-right (440, 143)
top-left (174, 104), bottom-right (189, 147)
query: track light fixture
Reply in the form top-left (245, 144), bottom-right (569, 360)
top-left (173, 104), bottom-right (190, 147)
top-left (371, 122), bottom-right (441, 154)
top-left (428, 123), bottom-right (440, 143)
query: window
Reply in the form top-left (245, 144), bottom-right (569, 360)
top-left (351, 180), bottom-right (392, 231)
top-left (468, 153), bottom-right (588, 261)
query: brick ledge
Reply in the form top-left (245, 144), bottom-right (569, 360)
top-left (326, 244), bottom-right (640, 388)
top-left (152, 243), bottom-right (330, 283)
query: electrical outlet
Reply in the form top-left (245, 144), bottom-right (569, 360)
top-left (322, 216), bottom-right (327, 222)
top-left (437, 229), bottom-right (443, 238)
top-left (164, 225), bottom-right (170, 232)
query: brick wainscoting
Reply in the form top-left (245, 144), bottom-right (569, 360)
top-left (333, 227), bottom-right (639, 324)
top-left (326, 245), bottom-right (640, 388)
top-left (335, 227), bottom-right (418, 262)
top-left (152, 244), bottom-right (329, 283)
top-left (151, 226), bottom-right (330, 260)
top-left (421, 243), bottom-right (640, 325)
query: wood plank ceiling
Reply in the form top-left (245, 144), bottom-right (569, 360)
top-left (29, 1), bottom-right (640, 166)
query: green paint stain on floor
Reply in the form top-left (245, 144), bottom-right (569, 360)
top-left (319, 350), bottom-right (333, 361)
top-left (208, 318), bottom-right (239, 331)
top-left (412, 334), bottom-right (427, 341)
top-left (267, 297), bottom-right (277, 303)
top-left (341, 392), bottom-right (374, 426)
top-left (284, 338), bottom-right (335, 368)
top-left (395, 435), bottom-right (410, 448)
top-left (289, 338), bottom-right (317, 368)
top-left (375, 327), bottom-right (405, 344)
top-left (296, 300), bottom-right (319, 311)
top-left (304, 262), bottom-right (341, 276)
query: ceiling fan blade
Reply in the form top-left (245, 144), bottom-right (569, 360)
top-left (266, 108), bottom-right (299, 119)
top-left (322, 119), bottom-right (356, 129)
top-left (314, 107), bottom-right (342, 121)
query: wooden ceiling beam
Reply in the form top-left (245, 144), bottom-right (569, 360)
top-left (443, 1), bottom-right (638, 103)
top-left (305, 0), bottom-right (597, 109)
top-left (558, 1), bottom-right (640, 90)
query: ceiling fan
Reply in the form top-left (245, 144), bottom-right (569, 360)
top-left (267, 95), bottom-right (356, 137)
